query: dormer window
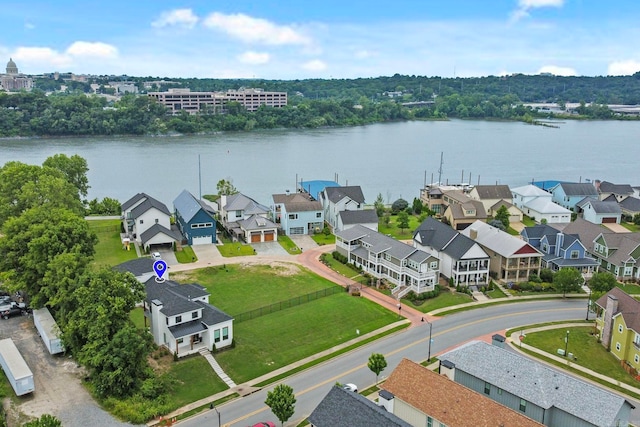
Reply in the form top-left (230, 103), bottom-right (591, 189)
top-left (176, 315), bottom-right (182, 323)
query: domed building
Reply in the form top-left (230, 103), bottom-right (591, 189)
top-left (1, 58), bottom-right (33, 92)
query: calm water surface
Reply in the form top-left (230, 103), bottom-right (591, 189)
top-left (0, 119), bottom-right (638, 207)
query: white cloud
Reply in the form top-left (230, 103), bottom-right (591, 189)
top-left (237, 51), bottom-right (270, 65)
top-left (511, 0), bottom-right (564, 22)
top-left (354, 50), bottom-right (376, 60)
top-left (152, 9), bottom-right (199, 29)
top-left (203, 12), bottom-right (310, 45)
top-left (66, 41), bottom-right (118, 58)
top-left (302, 59), bottom-right (327, 72)
top-left (12, 47), bottom-right (71, 67)
top-left (607, 60), bottom-right (640, 76)
top-left (537, 65), bottom-right (576, 76)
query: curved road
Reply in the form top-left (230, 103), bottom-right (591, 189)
top-left (181, 298), bottom-right (589, 427)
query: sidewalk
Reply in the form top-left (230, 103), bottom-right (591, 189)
top-left (507, 323), bottom-right (640, 398)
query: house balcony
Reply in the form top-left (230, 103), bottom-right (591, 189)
top-left (374, 258), bottom-right (437, 280)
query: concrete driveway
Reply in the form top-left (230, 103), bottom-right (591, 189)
top-left (604, 223), bottom-right (631, 233)
top-left (156, 247), bottom-right (178, 265)
top-left (252, 242), bottom-right (288, 256)
top-left (191, 244), bottom-right (224, 264)
top-left (288, 235), bottom-right (319, 252)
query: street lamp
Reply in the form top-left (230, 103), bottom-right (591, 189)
top-left (397, 303), bottom-right (402, 319)
top-left (210, 403), bottom-right (220, 427)
top-left (425, 318), bottom-right (433, 363)
top-left (564, 330), bottom-right (570, 358)
top-left (585, 288), bottom-right (592, 321)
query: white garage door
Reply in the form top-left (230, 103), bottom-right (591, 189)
top-left (192, 235), bottom-right (212, 245)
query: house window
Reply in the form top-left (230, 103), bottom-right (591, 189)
top-left (165, 318), bottom-right (169, 325)
top-left (222, 327), bottom-right (229, 340)
top-left (288, 214), bottom-right (298, 220)
top-left (430, 261), bottom-right (438, 269)
top-left (616, 342), bottom-right (621, 351)
top-left (192, 311), bottom-right (198, 319)
top-left (177, 338), bottom-right (183, 344)
top-left (214, 329), bottom-right (221, 343)
top-left (191, 222), bottom-right (213, 229)
top-left (155, 218), bottom-right (159, 224)
top-left (571, 250), bottom-right (579, 259)
top-left (619, 324), bottom-right (624, 333)
top-left (139, 219), bottom-right (144, 224)
top-left (176, 315), bottom-right (182, 323)
top-left (497, 388), bottom-right (502, 395)
top-left (484, 382), bottom-right (491, 395)
top-left (427, 417), bottom-right (433, 427)
top-left (624, 266), bottom-right (633, 276)
top-left (316, 212), bottom-right (321, 218)
top-left (542, 244), bottom-right (548, 252)
top-left (235, 210), bottom-right (242, 218)
top-left (519, 399), bottom-right (527, 412)
top-left (635, 354), bottom-right (639, 364)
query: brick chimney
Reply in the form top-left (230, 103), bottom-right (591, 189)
top-left (601, 294), bottom-right (619, 349)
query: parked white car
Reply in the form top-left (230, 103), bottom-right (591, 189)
top-left (151, 252), bottom-right (162, 260)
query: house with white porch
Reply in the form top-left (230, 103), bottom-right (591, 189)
top-left (335, 224), bottom-right (439, 298)
top-left (143, 278), bottom-right (233, 357)
top-left (413, 217), bottom-right (490, 286)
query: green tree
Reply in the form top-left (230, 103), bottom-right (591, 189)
top-left (391, 198), bottom-right (409, 214)
top-left (554, 268), bottom-right (583, 297)
top-left (412, 197), bottom-right (423, 215)
top-left (216, 178), bottom-right (238, 195)
top-left (23, 414), bottom-right (62, 427)
top-left (589, 271), bottom-right (617, 293)
top-left (265, 384), bottom-right (296, 426)
top-left (43, 153), bottom-right (90, 200)
top-left (495, 205), bottom-right (510, 230)
top-left (397, 211), bottom-right (410, 233)
top-left (374, 193), bottom-right (386, 217)
top-left (368, 352), bottom-right (387, 384)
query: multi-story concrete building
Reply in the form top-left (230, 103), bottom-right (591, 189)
top-left (147, 87), bottom-right (287, 114)
top-left (1, 58), bottom-right (33, 92)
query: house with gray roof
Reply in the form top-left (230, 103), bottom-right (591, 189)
top-left (337, 209), bottom-right (378, 232)
top-left (581, 199), bottom-right (622, 225)
top-left (413, 217), bottom-right (490, 286)
top-left (308, 385), bottom-right (411, 427)
top-left (439, 340), bottom-right (634, 427)
top-left (550, 182), bottom-right (599, 211)
top-left (320, 186), bottom-right (366, 231)
top-left (219, 192), bottom-right (277, 242)
top-left (620, 196), bottom-right (640, 219)
top-left (335, 224), bottom-right (439, 297)
top-left (121, 192), bottom-right (178, 251)
top-left (114, 258), bottom-right (156, 283)
top-left (597, 180), bottom-right (634, 203)
top-left (143, 278), bottom-right (233, 357)
top-left (272, 191), bottom-right (324, 235)
top-left (442, 199), bottom-right (487, 230)
top-left (174, 190), bottom-right (216, 245)
top-left (468, 184), bottom-right (513, 212)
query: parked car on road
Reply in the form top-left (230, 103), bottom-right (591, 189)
top-left (343, 383), bottom-right (358, 392)
top-left (251, 423), bottom-right (275, 427)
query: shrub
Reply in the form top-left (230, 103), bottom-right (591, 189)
top-left (391, 198), bottom-right (409, 214)
top-left (540, 268), bottom-right (554, 283)
top-left (529, 274), bottom-right (542, 283)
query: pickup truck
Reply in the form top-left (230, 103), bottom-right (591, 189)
top-left (1, 302), bottom-right (25, 319)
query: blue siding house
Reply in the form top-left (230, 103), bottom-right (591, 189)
top-left (173, 190), bottom-right (216, 245)
top-left (272, 191), bottom-right (324, 235)
top-left (550, 182), bottom-right (598, 211)
top-left (521, 224), bottom-right (598, 275)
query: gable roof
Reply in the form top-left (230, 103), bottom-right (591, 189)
top-left (594, 232), bottom-right (640, 265)
top-left (414, 217), bottom-right (488, 260)
top-left (461, 220), bottom-right (541, 258)
top-left (324, 186), bottom-right (365, 204)
top-left (473, 185), bottom-right (513, 200)
top-left (336, 224), bottom-right (431, 261)
top-left (382, 359), bottom-right (543, 427)
top-left (114, 257), bottom-right (155, 277)
top-left (338, 209), bottom-right (378, 225)
top-left (272, 192), bottom-right (323, 212)
top-left (524, 197), bottom-right (571, 214)
top-left (238, 214), bottom-right (278, 231)
top-left (490, 199), bottom-right (516, 211)
top-left (557, 182), bottom-right (598, 197)
top-left (299, 180), bottom-right (339, 201)
top-left (140, 224), bottom-right (182, 245)
top-left (575, 196), bottom-right (597, 209)
top-left (308, 385), bottom-right (411, 427)
top-left (224, 193), bottom-right (269, 215)
top-left (121, 192), bottom-right (150, 211)
top-left (521, 224), bottom-right (559, 242)
top-left (599, 181), bottom-right (634, 196)
top-left (174, 190), bottom-right (214, 224)
top-left (511, 185), bottom-right (551, 198)
top-left (440, 341), bottom-right (633, 427)
top-left (586, 200), bottom-right (622, 214)
top-left (596, 287), bottom-right (640, 332)
top-left (445, 200), bottom-right (487, 220)
top-left (621, 196), bottom-right (640, 213)
top-left (560, 218), bottom-right (603, 249)
top-left (130, 196), bottom-right (171, 218)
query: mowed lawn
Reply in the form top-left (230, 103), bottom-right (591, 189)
top-left (215, 293), bottom-right (397, 383)
top-left (88, 218), bottom-right (137, 267)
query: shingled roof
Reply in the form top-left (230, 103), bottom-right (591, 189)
top-left (324, 186), bottom-right (365, 204)
top-left (382, 359), bottom-right (543, 427)
top-left (473, 185), bottom-right (513, 200)
top-left (557, 182), bottom-right (598, 197)
top-left (595, 287), bottom-right (640, 333)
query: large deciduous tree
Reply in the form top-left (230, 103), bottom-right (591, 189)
top-left (43, 153), bottom-right (90, 200)
top-left (397, 211), bottom-right (410, 233)
top-left (554, 268), bottom-right (583, 297)
top-left (368, 352), bottom-right (387, 384)
top-left (265, 384), bottom-right (296, 426)
top-left (216, 178), bottom-right (238, 195)
top-left (495, 205), bottom-right (510, 230)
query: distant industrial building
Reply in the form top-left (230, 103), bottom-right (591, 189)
top-left (147, 87), bottom-right (287, 114)
top-left (1, 58), bottom-right (33, 92)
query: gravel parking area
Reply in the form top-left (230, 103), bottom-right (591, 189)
top-left (1, 315), bottom-right (138, 427)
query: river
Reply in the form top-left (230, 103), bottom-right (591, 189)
top-left (0, 119), bottom-right (638, 208)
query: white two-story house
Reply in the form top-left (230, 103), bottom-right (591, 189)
top-left (219, 193), bottom-right (278, 242)
top-left (320, 186), bottom-right (366, 231)
top-left (335, 224), bottom-right (439, 298)
top-left (121, 193), bottom-right (179, 251)
top-left (143, 278), bottom-right (233, 357)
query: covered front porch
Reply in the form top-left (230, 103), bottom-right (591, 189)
top-left (169, 321), bottom-right (209, 358)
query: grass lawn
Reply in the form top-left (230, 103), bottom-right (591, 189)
top-left (377, 214), bottom-right (422, 240)
top-left (522, 216), bottom-right (536, 226)
top-left (312, 233), bottom-right (335, 245)
top-left (320, 253), bottom-right (369, 285)
top-left (506, 226), bottom-right (520, 236)
top-left (279, 235), bottom-right (301, 254)
top-left (400, 290), bottom-right (474, 313)
top-left (217, 242), bottom-right (255, 257)
top-left (522, 326), bottom-right (639, 388)
top-left (215, 293), bottom-right (397, 383)
top-left (176, 264), bottom-right (339, 315)
top-left (163, 356), bottom-right (228, 407)
top-left (88, 219), bottom-right (137, 267)
top-left (486, 286), bottom-right (507, 298)
top-left (130, 307), bottom-right (145, 330)
top-left (175, 246), bottom-right (198, 263)
top-left (616, 282), bottom-right (640, 294)
top-left (621, 222), bottom-right (640, 232)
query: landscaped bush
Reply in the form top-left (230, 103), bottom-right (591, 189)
top-left (529, 274), bottom-right (542, 283)
top-left (405, 285), bottom-right (441, 305)
top-left (332, 251), bottom-right (348, 264)
top-left (540, 268), bottom-right (554, 283)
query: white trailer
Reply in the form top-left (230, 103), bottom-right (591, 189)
top-left (33, 308), bottom-right (64, 355)
top-left (0, 338), bottom-right (34, 396)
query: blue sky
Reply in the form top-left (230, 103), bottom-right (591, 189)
top-left (2, 0), bottom-right (640, 79)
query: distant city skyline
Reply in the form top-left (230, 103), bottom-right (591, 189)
top-left (1, 0), bottom-right (640, 80)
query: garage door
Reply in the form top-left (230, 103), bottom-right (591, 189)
top-left (602, 217), bottom-right (617, 223)
top-left (289, 227), bottom-right (304, 235)
top-left (264, 231), bottom-right (275, 241)
top-left (251, 233), bottom-right (261, 243)
top-left (192, 235), bottom-right (211, 245)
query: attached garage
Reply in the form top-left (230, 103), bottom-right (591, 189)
top-left (192, 235), bottom-right (212, 245)
top-left (264, 231), bottom-right (275, 241)
top-left (602, 217), bottom-right (617, 224)
top-left (251, 232), bottom-right (261, 243)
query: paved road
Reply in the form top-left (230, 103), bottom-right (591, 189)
top-left (180, 299), bottom-right (591, 427)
